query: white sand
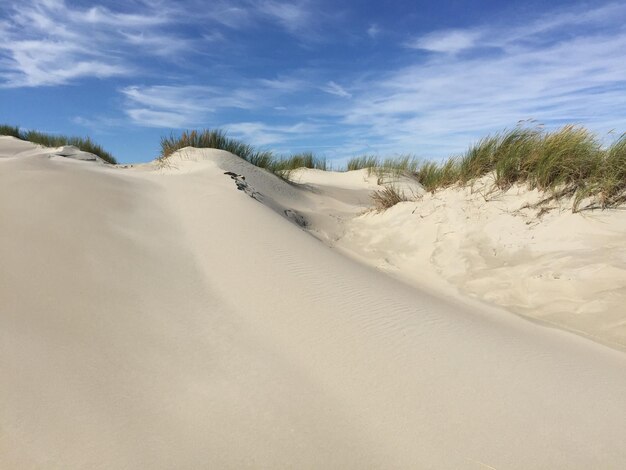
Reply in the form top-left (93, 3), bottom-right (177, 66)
top-left (289, 170), bottom-right (626, 351)
top-left (1, 139), bottom-right (626, 469)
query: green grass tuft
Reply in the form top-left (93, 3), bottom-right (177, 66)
top-left (0, 124), bottom-right (22, 138)
top-left (160, 129), bottom-right (275, 169)
top-left (346, 155), bottom-right (379, 171)
top-left (415, 158), bottom-right (461, 192)
top-left (271, 152), bottom-right (327, 172)
top-left (406, 124), bottom-right (623, 211)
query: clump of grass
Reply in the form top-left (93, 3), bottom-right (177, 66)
top-left (271, 152), bottom-right (327, 172)
top-left (574, 133), bottom-right (626, 210)
top-left (492, 127), bottom-right (543, 188)
top-left (371, 186), bottom-right (409, 211)
top-left (160, 129), bottom-right (275, 169)
top-left (0, 124), bottom-right (21, 138)
top-left (347, 154), bottom-right (420, 183)
top-left (527, 125), bottom-right (601, 193)
top-left (416, 158), bottom-right (461, 192)
top-left (455, 125), bottom-right (603, 196)
top-left (161, 129), bottom-right (329, 178)
top-left (377, 155), bottom-right (419, 177)
top-left (0, 124), bottom-right (117, 164)
top-left (382, 155), bottom-right (418, 173)
top-left (346, 155), bottom-right (379, 171)
top-left (457, 134), bottom-right (500, 184)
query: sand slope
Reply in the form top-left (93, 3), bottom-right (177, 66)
top-left (312, 173), bottom-right (626, 351)
top-left (1, 142), bottom-right (626, 469)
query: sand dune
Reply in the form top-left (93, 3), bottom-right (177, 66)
top-left (1, 140), bottom-right (626, 469)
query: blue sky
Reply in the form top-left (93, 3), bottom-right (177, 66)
top-left (1, 0), bottom-right (625, 164)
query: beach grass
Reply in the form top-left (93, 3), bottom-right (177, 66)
top-left (160, 129), bottom-right (329, 175)
top-left (371, 186), bottom-right (409, 211)
top-left (162, 125), bottom-right (624, 211)
top-left (346, 155), bottom-right (379, 171)
top-left (0, 124), bottom-right (21, 138)
top-left (405, 125), bottom-right (623, 211)
top-left (271, 152), bottom-right (327, 172)
top-left (0, 124), bottom-right (117, 164)
top-left (160, 129), bottom-right (275, 168)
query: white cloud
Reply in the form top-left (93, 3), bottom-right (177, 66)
top-left (225, 121), bottom-right (321, 147)
top-left (1, 39), bottom-right (129, 87)
top-left (0, 0), bottom-right (334, 87)
top-left (258, 1), bottom-right (310, 31)
top-left (125, 108), bottom-right (193, 129)
top-left (0, 0), bottom-right (187, 87)
top-left (120, 82), bottom-right (304, 128)
top-left (120, 84), bottom-right (263, 127)
top-left (321, 81), bottom-right (351, 98)
top-left (406, 29), bottom-right (481, 53)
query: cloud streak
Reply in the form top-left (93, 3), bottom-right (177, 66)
top-left (0, 0), bottom-right (324, 87)
top-left (0, 0), bottom-right (184, 86)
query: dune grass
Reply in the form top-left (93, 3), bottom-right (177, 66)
top-left (403, 125), bottom-right (624, 211)
top-left (160, 125), bottom-right (624, 211)
top-left (0, 124), bottom-right (117, 164)
top-left (371, 186), bottom-right (409, 211)
top-left (573, 134), bottom-right (626, 209)
top-left (160, 129), bottom-right (328, 175)
top-left (160, 129), bottom-right (275, 168)
top-left (0, 124), bottom-right (21, 138)
top-left (342, 125), bottom-right (625, 211)
top-left (346, 155), bottom-right (379, 171)
top-left (270, 152), bottom-right (327, 172)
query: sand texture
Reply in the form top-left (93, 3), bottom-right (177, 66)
top-left (1, 139), bottom-right (626, 469)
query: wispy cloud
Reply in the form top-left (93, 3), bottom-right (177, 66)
top-left (120, 84), bottom-right (263, 127)
top-left (0, 0), bottom-right (337, 87)
top-left (406, 29), bottom-right (481, 53)
top-left (224, 121), bottom-right (320, 147)
top-left (321, 81), bottom-right (351, 98)
top-left (0, 39), bottom-right (129, 87)
top-left (257, 1), bottom-right (311, 33)
top-left (0, 0), bottom-right (184, 86)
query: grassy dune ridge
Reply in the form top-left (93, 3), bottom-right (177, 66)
top-left (2, 124), bottom-right (624, 211)
top-left (160, 129), bottom-right (327, 172)
top-left (162, 125), bottom-right (625, 211)
top-left (0, 124), bottom-right (117, 164)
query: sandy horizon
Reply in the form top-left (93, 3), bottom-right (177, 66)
top-left (1, 136), bottom-right (625, 469)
